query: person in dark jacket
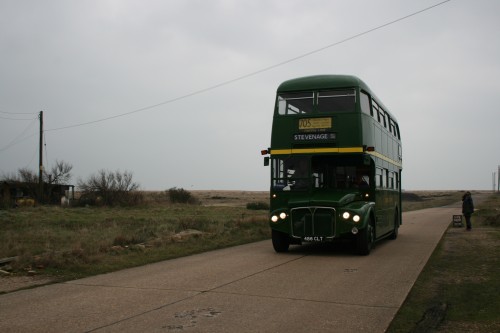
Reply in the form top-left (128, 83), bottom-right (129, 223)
top-left (462, 191), bottom-right (474, 231)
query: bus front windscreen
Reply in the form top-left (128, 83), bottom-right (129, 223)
top-left (272, 155), bottom-right (370, 191)
top-left (277, 92), bottom-right (314, 115)
top-left (276, 89), bottom-right (355, 115)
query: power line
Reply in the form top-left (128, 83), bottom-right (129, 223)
top-left (0, 119), bottom-right (38, 152)
top-left (0, 110), bottom-right (39, 122)
top-left (23, 143), bottom-right (39, 170)
top-left (0, 115), bottom-right (38, 121)
top-left (42, 0), bottom-right (451, 132)
top-left (0, 109), bottom-right (39, 120)
top-left (0, 110), bottom-right (38, 115)
top-left (0, 111), bottom-right (36, 121)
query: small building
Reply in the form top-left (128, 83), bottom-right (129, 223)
top-left (0, 181), bottom-right (75, 207)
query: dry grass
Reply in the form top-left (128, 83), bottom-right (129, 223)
top-left (387, 192), bottom-right (500, 332)
top-left (0, 191), bottom-right (269, 293)
top-left (402, 190), bottom-right (465, 211)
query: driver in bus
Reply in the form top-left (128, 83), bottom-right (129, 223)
top-left (353, 170), bottom-right (370, 189)
top-left (284, 159), bottom-right (309, 190)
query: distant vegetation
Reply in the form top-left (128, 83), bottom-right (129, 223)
top-left (402, 191), bottom-right (464, 212)
top-left (0, 162), bottom-right (144, 208)
top-left (1, 160), bottom-right (73, 186)
top-left (246, 202), bottom-right (269, 210)
top-left (77, 169), bottom-right (142, 207)
top-left (167, 187), bottom-right (199, 204)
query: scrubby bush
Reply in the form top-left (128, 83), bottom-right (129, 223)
top-left (167, 187), bottom-right (199, 204)
top-left (482, 213), bottom-right (500, 227)
top-left (246, 202), bottom-right (269, 210)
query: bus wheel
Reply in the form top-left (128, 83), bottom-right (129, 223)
top-left (356, 221), bottom-right (375, 256)
top-left (389, 211), bottom-right (399, 240)
top-left (272, 230), bottom-right (290, 253)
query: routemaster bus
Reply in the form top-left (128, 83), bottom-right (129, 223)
top-left (261, 75), bottom-right (402, 255)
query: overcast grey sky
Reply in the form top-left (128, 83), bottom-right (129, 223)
top-left (1, 0), bottom-right (499, 191)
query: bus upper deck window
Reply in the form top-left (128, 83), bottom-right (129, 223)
top-left (317, 89), bottom-right (356, 113)
top-left (277, 92), bottom-right (314, 115)
top-left (378, 109), bottom-right (387, 128)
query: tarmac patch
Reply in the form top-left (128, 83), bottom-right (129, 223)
top-left (164, 307), bottom-right (221, 331)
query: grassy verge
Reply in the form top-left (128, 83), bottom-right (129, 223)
top-left (0, 202), bottom-right (269, 285)
top-left (387, 193), bottom-right (500, 332)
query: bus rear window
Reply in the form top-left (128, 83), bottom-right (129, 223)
top-left (277, 92), bottom-right (314, 115)
top-left (317, 89), bottom-right (355, 113)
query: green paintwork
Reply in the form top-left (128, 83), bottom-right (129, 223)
top-left (266, 75), bottom-right (403, 249)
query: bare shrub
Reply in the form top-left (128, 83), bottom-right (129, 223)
top-left (77, 170), bottom-right (142, 206)
top-left (48, 160), bottom-right (73, 185)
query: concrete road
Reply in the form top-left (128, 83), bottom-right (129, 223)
top-left (0, 204), bottom-right (463, 333)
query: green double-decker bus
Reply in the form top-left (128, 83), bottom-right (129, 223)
top-left (262, 75), bottom-right (402, 255)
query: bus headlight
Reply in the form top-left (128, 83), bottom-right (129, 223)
top-left (271, 212), bottom-right (287, 223)
top-left (342, 211), bottom-right (360, 223)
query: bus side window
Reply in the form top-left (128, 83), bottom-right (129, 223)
top-left (272, 158), bottom-right (286, 190)
top-left (379, 108), bottom-right (387, 128)
top-left (395, 123), bottom-right (401, 140)
top-left (312, 172), bottom-right (324, 188)
top-left (389, 118), bottom-right (396, 137)
top-left (376, 168), bottom-right (383, 188)
top-left (360, 91), bottom-right (371, 116)
top-left (372, 100), bottom-right (380, 122)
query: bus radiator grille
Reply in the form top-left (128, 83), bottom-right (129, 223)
top-left (290, 207), bottom-right (335, 238)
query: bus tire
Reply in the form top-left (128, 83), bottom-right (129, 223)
top-left (389, 210), bottom-right (399, 240)
top-left (356, 220), bottom-right (375, 255)
top-left (272, 230), bottom-right (290, 253)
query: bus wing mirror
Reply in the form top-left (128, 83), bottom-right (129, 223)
top-left (264, 157), bottom-right (270, 166)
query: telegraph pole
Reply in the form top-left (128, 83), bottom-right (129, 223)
top-left (498, 165), bottom-right (500, 192)
top-left (38, 111), bottom-right (43, 203)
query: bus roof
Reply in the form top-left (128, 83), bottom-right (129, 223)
top-left (277, 75), bottom-right (369, 93)
top-left (277, 75), bottom-right (397, 122)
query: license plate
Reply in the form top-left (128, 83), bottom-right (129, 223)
top-left (303, 236), bottom-right (324, 242)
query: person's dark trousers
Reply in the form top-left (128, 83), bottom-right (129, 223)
top-left (464, 214), bottom-right (472, 230)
